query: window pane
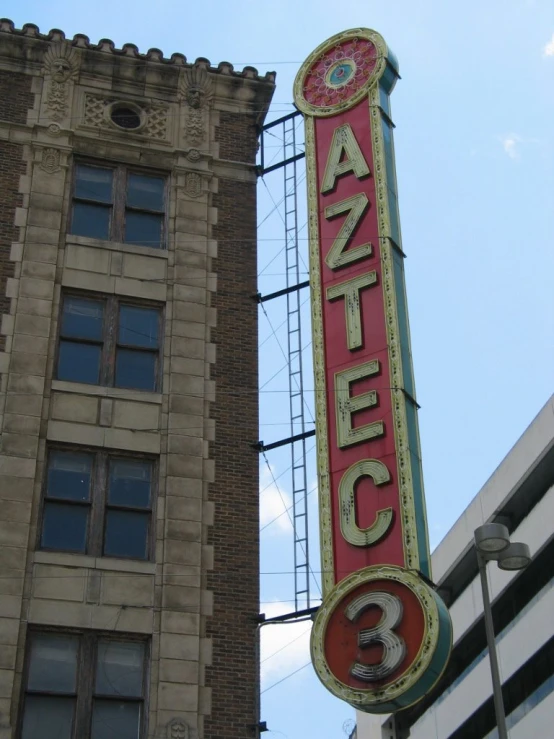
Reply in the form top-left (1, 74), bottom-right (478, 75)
top-left (109, 460), bottom-right (152, 508)
top-left (104, 510), bottom-right (149, 559)
top-left (91, 700), bottom-right (141, 739)
top-left (75, 165), bottom-right (113, 203)
top-left (96, 641), bottom-right (145, 696)
top-left (118, 306), bottom-right (159, 348)
top-left (71, 202), bottom-right (111, 240)
top-left (28, 634), bottom-right (78, 692)
top-left (22, 696), bottom-right (75, 739)
top-left (47, 451), bottom-right (93, 502)
top-left (124, 211), bottom-right (163, 248)
top-left (115, 349), bottom-right (156, 391)
top-left (58, 342), bottom-right (102, 385)
top-left (41, 502), bottom-right (88, 552)
top-left (127, 173), bottom-right (164, 210)
top-left (62, 297), bottom-right (104, 341)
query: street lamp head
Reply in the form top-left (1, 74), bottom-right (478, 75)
top-left (498, 542), bottom-right (531, 571)
top-left (474, 523), bottom-right (510, 554)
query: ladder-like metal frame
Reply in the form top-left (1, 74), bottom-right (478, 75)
top-left (283, 115), bottom-right (310, 610)
top-left (258, 111), bottom-right (311, 610)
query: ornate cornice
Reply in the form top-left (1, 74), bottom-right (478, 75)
top-left (0, 18), bottom-right (276, 83)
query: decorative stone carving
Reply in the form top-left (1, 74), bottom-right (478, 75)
top-left (42, 42), bottom-right (79, 121)
top-left (181, 66), bottom-right (213, 109)
top-left (180, 65), bottom-right (213, 147)
top-left (186, 148), bottom-right (202, 162)
top-left (83, 94), bottom-right (168, 141)
top-left (46, 123), bottom-right (62, 137)
top-left (145, 105), bottom-right (169, 140)
top-left (185, 111), bottom-right (205, 146)
top-left (43, 42), bottom-right (79, 83)
top-left (167, 718), bottom-right (189, 739)
top-left (40, 148), bottom-right (61, 174)
top-left (83, 95), bottom-right (106, 128)
top-left (184, 172), bottom-right (202, 198)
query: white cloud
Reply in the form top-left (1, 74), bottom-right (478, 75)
top-left (499, 133), bottom-right (542, 160)
top-left (259, 465), bottom-right (293, 535)
top-left (543, 33), bottom-right (554, 57)
top-left (260, 601), bottom-right (314, 684)
top-left (500, 133), bottom-right (522, 159)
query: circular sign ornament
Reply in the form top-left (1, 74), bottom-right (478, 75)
top-left (310, 566), bottom-right (452, 713)
top-left (293, 29), bottom-right (391, 117)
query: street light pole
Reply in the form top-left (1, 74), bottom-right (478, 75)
top-left (477, 552), bottom-right (508, 739)
top-left (473, 522), bottom-right (531, 739)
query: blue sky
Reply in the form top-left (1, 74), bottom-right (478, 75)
top-left (5, 1), bottom-right (554, 737)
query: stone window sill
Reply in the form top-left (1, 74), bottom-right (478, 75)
top-left (67, 234), bottom-right (169, 260)
top-left (51, 379), bottom-right (162, 405)
top-left (33, 549), bottom-right (157, 575)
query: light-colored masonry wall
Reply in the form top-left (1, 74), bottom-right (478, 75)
top-left (0, 24), bottom-right (274, 739)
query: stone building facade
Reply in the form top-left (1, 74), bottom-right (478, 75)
top-left (0, 19), bottom-right (274, 739)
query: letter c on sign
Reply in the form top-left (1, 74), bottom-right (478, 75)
top-left (345, 591), bottom-right (406, 681)
top-left (339, 459), bottom-right (393, 546)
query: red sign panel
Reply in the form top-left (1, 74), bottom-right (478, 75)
top-left (315, 104), bottom-right (406, 580)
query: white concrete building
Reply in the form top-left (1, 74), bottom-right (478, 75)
top-left (356, 394), bottom-right (554, 739)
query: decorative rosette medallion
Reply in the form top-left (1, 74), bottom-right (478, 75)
top-left (294, 29), bottom-right (392, 117)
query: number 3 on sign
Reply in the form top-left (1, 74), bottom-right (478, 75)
top-left (345, 591), bottom-right (406, 681)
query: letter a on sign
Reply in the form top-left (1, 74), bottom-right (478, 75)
top-left (294, 28), bottom-right (452, 715)
top-left (321, 124), bottom-right (371, 193)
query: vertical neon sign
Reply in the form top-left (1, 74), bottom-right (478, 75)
top-left (294, 29), bottom-right (452, 713)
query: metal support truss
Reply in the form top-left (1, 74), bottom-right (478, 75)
top-left (259, 111), bottom-right (312, 610)
top-left (259, 111), bottom-right (305, 176)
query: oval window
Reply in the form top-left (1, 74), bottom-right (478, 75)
top-left (110, 106), bottom-right (142, 130)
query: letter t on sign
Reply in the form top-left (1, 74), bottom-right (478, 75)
top-left (326, 272), bottom-right (377, 350)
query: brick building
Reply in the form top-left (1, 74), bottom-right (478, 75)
top-left (0, 19), bottom-right (274, 739)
